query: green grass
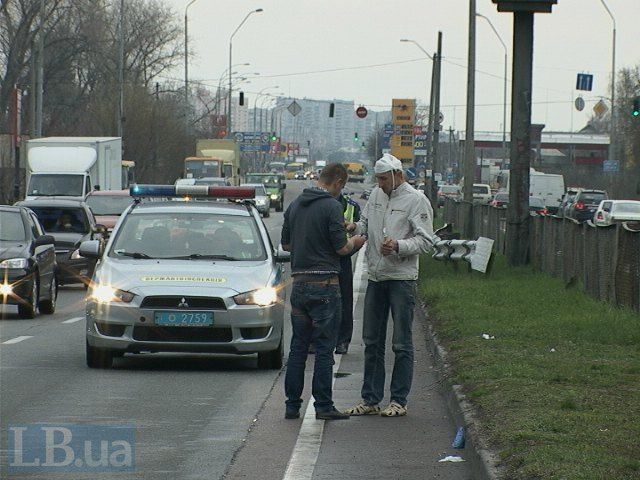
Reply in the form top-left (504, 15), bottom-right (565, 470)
top-left (419, 253), bottom-right (640, 480)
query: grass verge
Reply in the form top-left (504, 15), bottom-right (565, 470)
top-left (419, 253), bottom-right (640, 479)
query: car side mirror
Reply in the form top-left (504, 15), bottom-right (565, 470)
top-left (79, 240), bottom-right (102, 259)
top-left (274, 247), bottom-right (291, 263)
top-left (35, 234), bottom-right (55, 247)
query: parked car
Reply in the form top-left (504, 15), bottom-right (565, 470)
top-left (241, 183), bottom-right (271, 217)
top-left (528, 196), bottom-right (548, 215)
top-left (0, 205), bottom-right (57, 318)
top-left (490, 191), bottom-right (509, 208)
top-left (294, 171), bottom-right (306, 180)
top-left (593, 199), bottom-right (640, 226)
top-left (567, 189), bottom-right (608, 222)
top-left (85, 189), bottom-right (133, 232)
top-left (470, 184), bottom-right (492, 205)
top-left (558, 187), bottom-right (580, 218)
top-left (15, 198), bottom-right (105, 285)
top-left (437, 184), bottom-right (462, 207)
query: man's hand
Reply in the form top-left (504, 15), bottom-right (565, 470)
top-left (351, 235), bottom-right (366, 251)
top-left (380, 238), bottom-right (398, 256)
top-left (345, 222), bottom-right (357, 233)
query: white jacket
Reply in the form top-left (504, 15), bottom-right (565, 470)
top-left (355, 182), bottom-right (434, 281)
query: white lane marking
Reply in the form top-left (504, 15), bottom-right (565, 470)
top-left (283, 251), bottom-right (366, 480)
top-left (62, 317), bottom-right (84, 324)
top-left (2, 336), bottom-right (34, 345)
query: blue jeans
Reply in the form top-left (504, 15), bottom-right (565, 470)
top-left (337, 255), bottom-right (354, 346)
top-left (285, 282), bottom-right (341, 413)
top-left (361, 280), bottom-right (416, 407)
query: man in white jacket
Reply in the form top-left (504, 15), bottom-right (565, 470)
top-left (345, 154), bottom-right (434, 417)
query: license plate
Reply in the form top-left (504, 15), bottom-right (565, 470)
top-left (154, 311), bottom-right (213, 326)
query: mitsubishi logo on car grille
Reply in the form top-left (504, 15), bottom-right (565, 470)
top-left (178, 297), bottom-right (189, 308)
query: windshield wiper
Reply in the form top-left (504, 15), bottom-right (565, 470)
top-left (162, 254), bottom-right (239, 261)
top-left (116, 251), bottom-right (154, 259)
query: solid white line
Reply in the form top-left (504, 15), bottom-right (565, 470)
top-left (62, 317), bottom-right (84, 324)
top-left (282, 251), bottom-right (366, 480)
top-left (2, 336), bottom-right (34, 345)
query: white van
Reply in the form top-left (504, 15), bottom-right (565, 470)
top-left (472, 184), bottom-right (492, 205)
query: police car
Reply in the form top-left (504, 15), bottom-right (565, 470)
top-left (79, 184), bottom-right (289, 369)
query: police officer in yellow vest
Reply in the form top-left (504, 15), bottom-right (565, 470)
top-left (335, 192), bottom-right (361, 354)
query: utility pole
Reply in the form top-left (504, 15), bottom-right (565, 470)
top-left (30, 41), bottom-right (36, 137)
top-left (492, 0), bottom-right (558, 266)
top-left (463, 0), bottom-right (477, 237)
top-left (431, 31), bottom-right (443, 217)
top-left (117, 0), bottom-right (124, 139)
top-left (35, 0), bottom-right (44, 137)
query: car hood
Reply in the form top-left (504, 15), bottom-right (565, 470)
top-left (96, 258), bottom-right (274, 296)
top-left (49, 231), bottom-right (90, 249)
top-left (0, 241), bottom-right (29, 261)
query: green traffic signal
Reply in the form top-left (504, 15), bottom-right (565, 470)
top-left (354, 132), bottom-right (359, 141)
top-left (633, 97), bottom-right (640, 117)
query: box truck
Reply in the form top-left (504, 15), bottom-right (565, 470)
top-left (25, 137), bottom-right (122, 200)
top-left (183, 139), bottom-right (240, 185)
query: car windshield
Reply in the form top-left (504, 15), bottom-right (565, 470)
top-left (613, 202), bottom-right (640, 214)
top-left (0, 211), bottom-right (27, 241)
top-left (86, 195), bottom-right (133, 215)
top-left (109, 211), bottom-right (267, 260)
top-left (580, 193), bottom-right (606, 204)
top-left (28, 174), bottom-right (84, 197)
top-left (247, 174), bottom-right (280, 186)
top-left (440, 185), bottom-right (460, 194)
top-left (473, 186), bottom-right (489, 194)
top-left (494, 193), bottom-right (509, 202)
top-left (28, 207), bottom-right (89, 233)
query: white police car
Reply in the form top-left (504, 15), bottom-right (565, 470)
top-left (80, 184), bottom-right (289, 369)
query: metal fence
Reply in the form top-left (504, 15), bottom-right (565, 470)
top-left (443, 199), bottom-right (640, 313)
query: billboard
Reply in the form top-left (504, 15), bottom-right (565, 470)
top-left (391, 99), bottom-right (415, 167)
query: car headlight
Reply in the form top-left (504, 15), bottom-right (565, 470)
top-left (91, 284), bottom-right (135, 303)
top-left (70, 248), bottom-right (83, 260)
top-left (233, 287), bottom-right (278, 306)
top-left (0, 283), bottom-right (13, 295)
top-left (270, 194), bottom-right (278, 200)
top-left (0, 258), bottom-right (29, 269)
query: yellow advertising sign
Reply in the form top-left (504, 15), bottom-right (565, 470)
top-left (391, 99), bottom-right (415, 167)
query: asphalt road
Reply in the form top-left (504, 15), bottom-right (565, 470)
top-left (1, 179), bottom-right (471, 480)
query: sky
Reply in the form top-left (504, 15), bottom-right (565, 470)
top-left (164, 0), bottom-right (639, 133)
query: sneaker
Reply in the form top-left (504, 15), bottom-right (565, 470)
top-left (343, 402), bottom-right (381, 416)
top-left (285, 409), bottom-right (300, 420)
top-left (335, 342), bottom-right (349, 354)
top-left (315, 408), bottom-right (350, 420)
top-left (380, 402), bottom-right (407, 417)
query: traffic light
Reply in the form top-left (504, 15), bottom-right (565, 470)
top-left (354, 132), bottom-right (359, 141)
top-left (633, 96), bottom-right (640, 117)
top-left (329, 103), bottom-right (335, 117)
top-left (270, 132), bottom-right (277, 141)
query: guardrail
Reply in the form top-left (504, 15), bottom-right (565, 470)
top-left (443, 199), bottom-right (640, 313)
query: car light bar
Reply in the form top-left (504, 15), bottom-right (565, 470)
top-left (130, 184), bottom-right (255, 199)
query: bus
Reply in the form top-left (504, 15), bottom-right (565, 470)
top-left (343, 162), bottom-right (365, 183)
top-left (268, 161), bottom-right (286, 175)
top-left (284, 162), bottom-right (305, 180)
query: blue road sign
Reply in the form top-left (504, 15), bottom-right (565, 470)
top-left (602, 160), bottom-right (618, 172)
top-left (405, 167), bottom-right (417, 180)
top-left (576, 73), bottom-right (594, 92)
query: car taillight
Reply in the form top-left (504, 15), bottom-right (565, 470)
top-left (597, 212), bottom-right (604, 220)
top-left (574, 202), bottom-right (585, 210)
top-left (539, 208), bottom-right (548, 215)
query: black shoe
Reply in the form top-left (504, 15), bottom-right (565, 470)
top-left (285, 409), bottom-right (300, 419)
top-left (315, 408), bottom-right (350, 421)
top-left (335, 342), bottom-right (349, 354)
top-left (308, 344), bottom-right (316, 354)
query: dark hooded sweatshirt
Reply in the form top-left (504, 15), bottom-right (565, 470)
top-left (281, 187), bottom-right (347, 276)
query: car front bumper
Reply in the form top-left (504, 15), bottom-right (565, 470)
top-left (85, 297), bottom-right (284, 355)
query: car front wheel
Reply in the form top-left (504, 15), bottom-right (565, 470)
top-left (39, 275), bottom-right (57, 315)
top-left (86, 341), bottom-right (114, 369)
top-left (18, 275), bottom-right (39, 319)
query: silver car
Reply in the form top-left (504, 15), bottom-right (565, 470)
top-left (80, 195), bottom-right (289, 369)
top-left (241, 183), bottom-right (271, 217)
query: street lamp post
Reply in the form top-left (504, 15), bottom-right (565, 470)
top-left (228, 8), bottom-right (263, 138)
top-left (184, 0), bottom-right (200, 131)
top-left (599, 0), bottom-right (616, 163)
top-left (476, 13), bottom-right (508, 165)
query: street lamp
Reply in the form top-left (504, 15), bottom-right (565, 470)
top-left (228, 8), bottom-right (263, 138)
top-left (254, 86), bottom-right (279, 133)
top-left (476, 13), bottom-right (508, 165)
top-left (184, 0), bottom-right (201, 130)
top-left (599, 0), bottom-right (616, 163)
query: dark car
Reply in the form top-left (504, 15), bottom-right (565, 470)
top-left (84, 189), bottom-right (133, 232)
top-left (558, 187), bottom-right (579, 218)
top-left (0, 206), bottom-right (57, 318)
top-left (567, 189), bottom-right (608, 222)
top-left (16, 198), bottom-right (105, 286)
top-left (490, 191), bottom-right (509, 208)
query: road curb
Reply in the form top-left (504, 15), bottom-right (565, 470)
top-left (416, 300), bottom-right (502, 480)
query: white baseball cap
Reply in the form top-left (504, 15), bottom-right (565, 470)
top-left (374, 154), bottom-right (403, 174)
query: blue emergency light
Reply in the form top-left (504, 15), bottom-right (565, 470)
top-left (129, 184), bottom-right (255, 199)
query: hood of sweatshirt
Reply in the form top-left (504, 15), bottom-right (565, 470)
top-left (299, 187), bottom-right (335, 206)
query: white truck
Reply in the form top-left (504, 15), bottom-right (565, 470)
top-left (25, 137), bottom-right (122, 200)
top-left (496, 168), bottom-right (565, 214)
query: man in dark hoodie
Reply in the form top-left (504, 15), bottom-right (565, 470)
top-left (281, 163), bottom-right (366, 421)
